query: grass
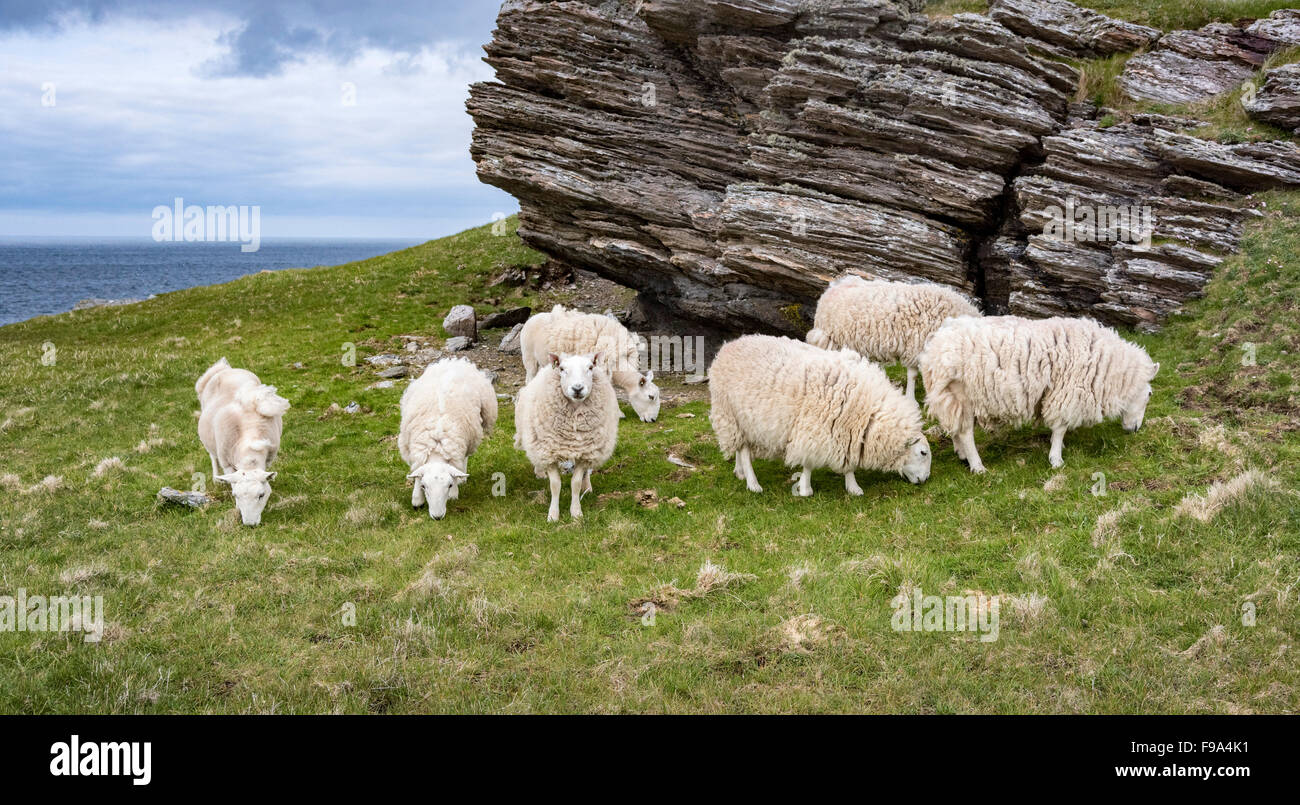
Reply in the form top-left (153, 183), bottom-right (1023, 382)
top-left (925, 0), bottom-right (1297, 29)
top-left (1, 210), bottom-right (1297, 714)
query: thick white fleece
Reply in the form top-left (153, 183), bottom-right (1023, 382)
top-left (196, 357), bottom-right (288, 474)
top-left (708, 335), bottom-right (925, 475)
top-left (399, 357), bottom-right (498, 473)
top-left (514, 361), bottom-right (620, 475)
top-left (521, 305), bottom-right (643, 391)
top-left (920, 315), bottom-right (1158, 434)
top-left (807, 275), bottom-right (980, 371)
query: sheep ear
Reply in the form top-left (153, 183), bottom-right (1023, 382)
top-left (645, 370), bottom-right (654, 383)
top-left (452, 470), bottom-right (469, 481)
top-left (548, 353), bottom-right (560, 368)
top-left (591, 351), bottom-right (603, 368)
top-left (1150, 362), bottom-right (1160, 378)
top-left (266, 471), bottom-right (277, 482)
top-left (215, 473), bottom-right (236, 483)
top-left (406, 470), bottom-right (422, 480)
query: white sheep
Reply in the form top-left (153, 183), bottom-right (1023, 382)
top-left (709, 335), bottom-right (932, 496)
top-left (195, 357), bottom-right (290, 526)
top-left (520, 305), bottom-right (660, 422)
top-left (806, 275), bottom-right (980, 400)
top-left (398, 357), bottom-right (498, 520)
top-left (514, 351), bottom-right (621, 521)
top-left (919, 315), bottom-right (1160, 472)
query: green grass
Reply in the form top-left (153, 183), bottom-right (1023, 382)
top-left (1, 211), bottom-right (1298, 714)
top-left (925, 0), bottom-right (1297, 29)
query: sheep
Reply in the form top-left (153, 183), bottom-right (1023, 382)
top-left (708, 335), bottom-right (931, 496)
top-left (398, 357), bottom-right (498, 520)
top-left (918, 315), bottom-right (1160, 472)
top-left (806, 275), bottom-right (980, 400)
top-left (195, 357), bottom-right (290, 526)
top-left (514, 351), bottom-right (620, 521)
top-left (520, 305), bottom-right (660, 422)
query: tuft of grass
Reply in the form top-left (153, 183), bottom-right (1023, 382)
top-left (0, 212), bottom-right (1297, 713)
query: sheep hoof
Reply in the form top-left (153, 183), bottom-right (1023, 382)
top-left (846, 486), bottom-right (864, 497)
top-left (969, 464), bottom-right (987, 475)
top-left (746, 482), bottom-right (763, 493)
top-left (792, 487), bottom-right (812, 498)
top-left (1049, 456), bottom-right (1064, 469)
top-left (547, 511), bottom-right (560, 523)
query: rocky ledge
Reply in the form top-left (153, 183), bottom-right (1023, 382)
top-left (468, 0), bottom-right (1300, 334)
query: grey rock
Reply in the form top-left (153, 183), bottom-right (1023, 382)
top-left (498, 323), bottom-right (524, 354)
top-left (1246, 9), bottom-right (1300, 46)
top-left (1118, 22), bottom-right (1281, 105)
top-left (479, 306), bottom-right (532, 329)
top-left (367, 380), bottom-right (397, 390)
top-left (442, 304), bottom-right (477, 340)
top-left (988, 0), bottom-right (1158, 58)
top-left (73, 297), bottom-right (144, 311)
top-left (364, 353), bottom-right (402, 367)
top-left (1245, 63), bottom-right (1300, 131)
top-left (157, 487), bottom-right (214, 508)
top-left (444, 336), bottom-right (473, 352)
top-left (343, 401), bottom-right (361, 414)
top-left (376, 365), bottom-right (408, 379)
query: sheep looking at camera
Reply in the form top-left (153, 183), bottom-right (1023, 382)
top-left (521, 305), bottom-right (660, 422)
top-left (196, 357), bottom-right (290, 527)
top-left (398, 357), bottom-right (498, 520)
top-left (515, 351), bottom-right (620, 521)
top-left (918, 315), bottom-right (1159, 472)
top-left (709, 335), bottom-right (931, 497)
top-left (806, 275), bottom-right (980, 399)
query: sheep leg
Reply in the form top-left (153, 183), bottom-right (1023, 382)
top-left (952, 436), bottom-right (967, 462)
top-left (792, 467), bottom-right (813, 497)
top-left (905, 367), bottom-right (917, 401)
top-left (209, 453), bottom-right (221, 484)
top-left (569, 467), bottom-right (586, 519)
top-left (958, 429), bottom-right (985, 474)
top-left (582, 468), bottom-right (593, 496)
top-left (546, 467), bottom-right (562, 522)
top-left (739, 447), bottom-right (762, 493)
top-left (1048, 427), bottom-right (1067, 469)
top-left (733, 453), bottom-right (746, 481)
top-left (844, 471), bottom-right (864, 496)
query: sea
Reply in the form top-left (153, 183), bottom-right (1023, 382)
top-left (0, 238), bottom-right (424, 326)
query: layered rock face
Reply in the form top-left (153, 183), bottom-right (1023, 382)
top-left (468, 0), bottom-right (1300, 334)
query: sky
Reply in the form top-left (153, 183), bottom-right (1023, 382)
top-left (0, 0), bottom-right (519, 239)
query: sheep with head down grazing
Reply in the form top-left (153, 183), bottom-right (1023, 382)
top-left (709, 335), bottom-right (931, 497)
top-left (398, 357), bottom-right (498, 520)
top-left (514, 351), bottom-right (620, 522)
top-left (806, 275), bottom-right (980, 400)
top-left (520, 305), bottom-right (660, 422)
top-left (196, 357), bottom-right (290, 527)
top-left (919, 315), bottom-right (1160, 472)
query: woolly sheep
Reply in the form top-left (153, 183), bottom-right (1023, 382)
top-left (196, 357), bottom-right (290, 526)
top-left (398, 357), bottom-right (498, 520)
top-left (709, 335), bottom-right (932, 496)
top-left (918, 315), bottom-right (1160, 472)
top-left (806, 275), bottom-right (980, 400)
top-left (521, 305), bottom-right (660, 422)
top-left (514, 351), bottom-right (620, 521)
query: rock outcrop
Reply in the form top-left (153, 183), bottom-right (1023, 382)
top-left (468, 0), bottom-right (1300, 334)
top-left (1247, 63), bottom-right (1300, 131)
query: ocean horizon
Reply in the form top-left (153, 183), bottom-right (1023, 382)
top-left (0, 237), bottom-right (426, 326)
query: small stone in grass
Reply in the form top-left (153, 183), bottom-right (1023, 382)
top-left (157, 487), bottom-right (214, 508)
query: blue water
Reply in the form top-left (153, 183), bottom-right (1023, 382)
top-left (0, 238), bottom-right (423, 326)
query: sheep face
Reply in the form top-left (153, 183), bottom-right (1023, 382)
top-left (1121, 362), bottom-right (1160, 433)
top-left (899, 436), bottom-right (931, 484)
top-left (550, 352), bottom-right (602, 403)
top-left (628, 370), bottom-right (660, 422)
top-left (216, 469), bottom-right (276, 526)
top-left (408, 460), bottom-right (469, 520)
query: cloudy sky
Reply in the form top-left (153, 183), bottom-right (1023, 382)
top-left (0, 0), bottom-right (518, 238)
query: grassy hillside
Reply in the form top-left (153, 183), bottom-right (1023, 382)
top-left (1, 208), bottom-right (1297, 714)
